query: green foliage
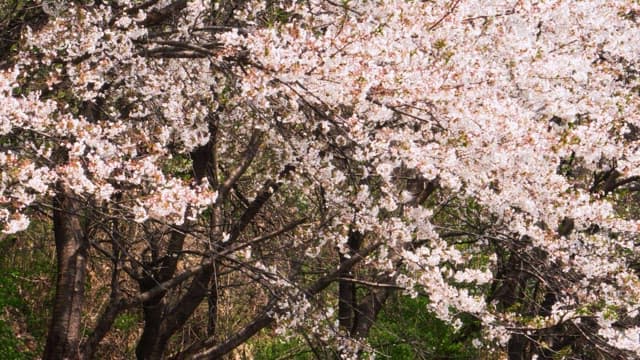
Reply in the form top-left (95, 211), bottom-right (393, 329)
top-left (0, 223), bottom-right (56, 356)
top-left (368, 295), bottom-right (480, 359)
top-left (0, 321), bottom-right (28, 360)
top-left (254, 337), bottom-right (314, 360)
top-left (0, 267), bottom-right (27, 358)
top-left (0, 264), bottom-right (32, 359)
top-left (0, 270), bottom-right (24, 310)
top-left (252, 295), bottom-right (481, 359)
top-left (162, 154), bottom-right (193, 180)
top-left (262, 7), bottom-right (295, 28)
top-left (113, 313), bottom-right (139, 332)
top-left (0, 0), bottom-right (45, 59)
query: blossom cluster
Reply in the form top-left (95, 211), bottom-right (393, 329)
top-left (2, 0), bottom-right (640, 356)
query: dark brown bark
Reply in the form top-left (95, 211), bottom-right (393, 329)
top-left (338, 275), bottom-right (356, 330)
top-left (141, 0), bottom-right (188, 27)
top-left (135, 279), bottom-right (166, 360)
top-left (184, 242), bottom-right (381, 359)
top-left (81, 249), bottom-right (124, 358)
top-left (134, 128), bottom-right (221, 359)
top-left (134, 230), bottom-right (181, 359)
top-left (135, 228), bottom-right (188, 359)
top-left (191, 119), bottom-right (217, 186)
top-left (352, 288), bottom-right (392, 338)
top-left (43, 188), bottom-right (88, 360)
top-left (338, 230), bottom-right (363, 332)
top-left (136, 266), bottom-right (216, 360)
top-left (133, 127), bottom-right (294, 358)
top-left (159, 262), bottom-right (215, 342)
top-left (489, 252), bottom-right (527, 309)
top-left (227, 179), bottom-right (280, 242)
top-left (508, 334), bottom-right (532, 360)
top-left (191, 311), bottom-right (274, 360)
top-left (81, 295), bottom-right (123, 359)
top-left (136, 174), bottom-right (280, 358)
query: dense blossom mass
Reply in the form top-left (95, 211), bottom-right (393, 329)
top-left (1, 0), bottom-right (640, 358)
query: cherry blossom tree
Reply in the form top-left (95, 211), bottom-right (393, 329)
top-left (2, 0), bottom-right (640, 359)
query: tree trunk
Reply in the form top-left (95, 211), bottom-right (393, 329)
top-left (352, 288), bottom-right (391, 338)
top-left (43, 188), bottom-right (88, 360)
top-left (136, 295), bottom-right (165, 360)
top-left (508, 334), bottom-right (532, 360)
top-left (338, 230), bottom-right (363, 333)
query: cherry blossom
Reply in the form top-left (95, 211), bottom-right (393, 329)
top-left (2, 0), bottom-right (640, 358)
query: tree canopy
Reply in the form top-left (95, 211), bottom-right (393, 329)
top-left (1, 0), bottom-right (640, 359)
